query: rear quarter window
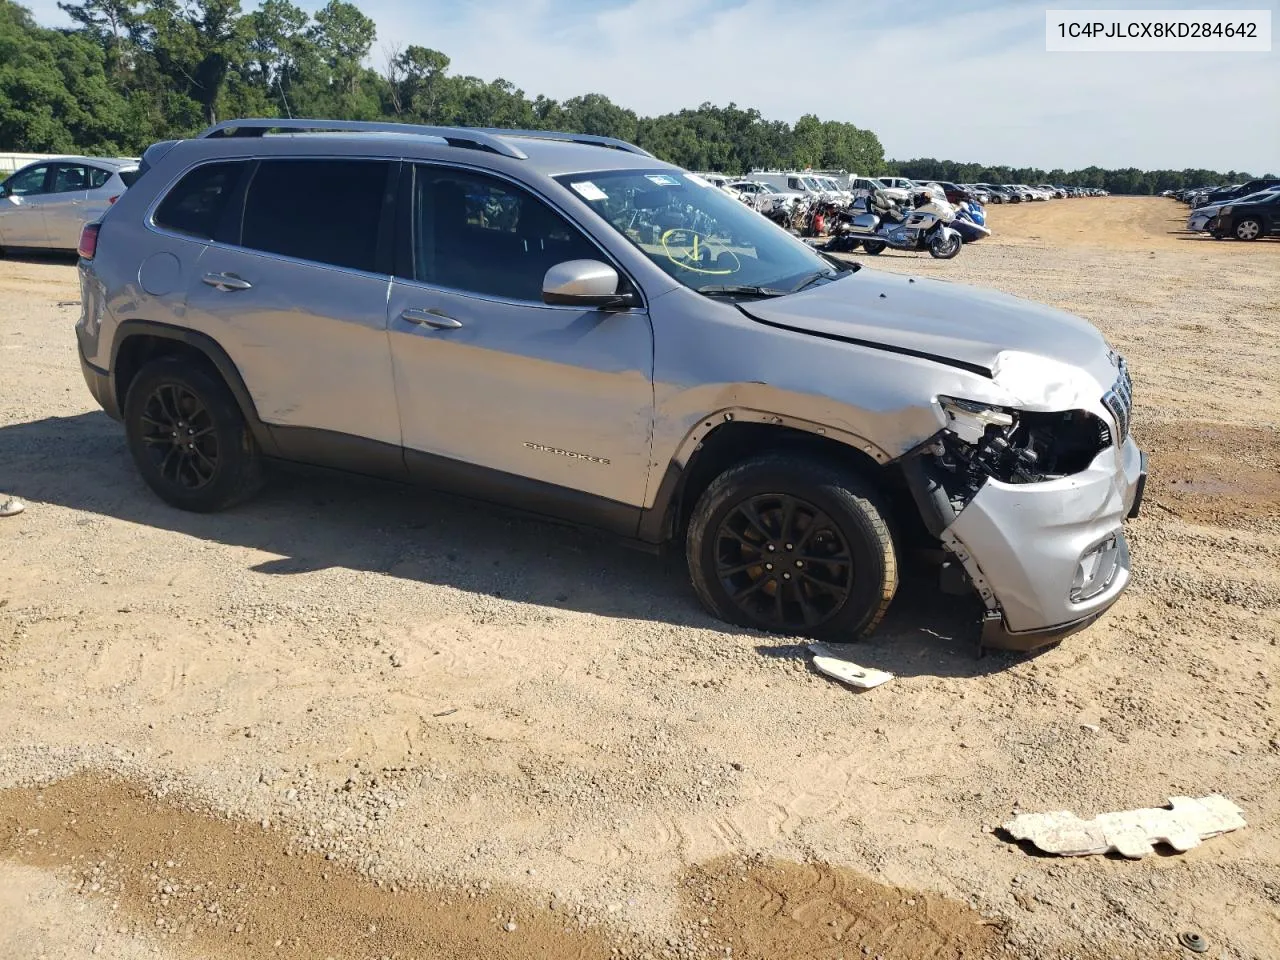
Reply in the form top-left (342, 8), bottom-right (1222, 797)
top-left (153, 162), bottom-right (245, 239)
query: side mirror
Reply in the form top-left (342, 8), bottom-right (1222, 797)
top-left (542, 259), bottom-right (635, 308)
top-left (0, 183), bottom-right (8, 199)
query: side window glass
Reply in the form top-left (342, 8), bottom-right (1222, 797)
top-left (51, 165), bottom-right (89, 192)
top-left (86, 167), bottom-right (111, 189)
top-left (154, 162), bottom-right (245, 239)
top-left (412, 167), bottom-right (601, 302)
top-left (241, 159), bottom-right (388, 272)
top-left (5, 165), bottom-right (50, 196)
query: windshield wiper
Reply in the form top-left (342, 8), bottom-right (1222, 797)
top-left (698, 284), bottom-right (789, 299)
top-left (790, 270), bottom-right (839, 293)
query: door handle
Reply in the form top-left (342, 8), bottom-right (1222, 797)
top-left (202, 272), bottom-right (253, 292)
top-left (401, 307), bottom-right (462, 330)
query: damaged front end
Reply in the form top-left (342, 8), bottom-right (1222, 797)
top-left (901, 393), bottom-right (1146, 652)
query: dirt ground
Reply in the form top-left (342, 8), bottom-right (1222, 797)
top-left (1, 198), bottom-right (1277, 960)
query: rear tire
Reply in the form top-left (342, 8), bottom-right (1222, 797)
top-left (123, 356), bottom-right (265, 512)
top-left (685, 454), bottom-right (898, 642)
top-left (862, 240), bottom-right (886, 255)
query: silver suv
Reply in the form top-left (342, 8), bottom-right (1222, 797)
top-left (75, 119), bottom-right (1147, 650)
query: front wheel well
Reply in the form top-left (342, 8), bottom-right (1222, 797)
top-left (670, 422), bottom-right (889, 540)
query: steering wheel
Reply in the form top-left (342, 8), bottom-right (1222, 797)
top-left (660, 228), bottom-right (741, 276)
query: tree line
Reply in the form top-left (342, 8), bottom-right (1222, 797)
top-left (889, 158), bottom-right (1275, 196)
top-left (0, 0), bottom-right (883, 173)
top-left (1, 0), bottom-right (1267, 194)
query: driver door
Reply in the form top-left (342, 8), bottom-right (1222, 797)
top-left (0, 164), bottom-right (53, 246)
top-left (386, 164), bottom-right (655, 530)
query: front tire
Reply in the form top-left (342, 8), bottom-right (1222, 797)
top-left (1234, 218), bottom-right (1262, 241)
top-left (929, 231), bottom-right (962, 259)
top-left (123, 356), bottom-right (265, 512)
top-left (685, 455), bottom-right (898, 642)
top-left (862, 240), bottom-right (886, 255)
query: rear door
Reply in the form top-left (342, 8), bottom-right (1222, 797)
top-left (0, 164), bottom-right (54, 246)
top-left (40, 163), bottom-right (92, 248)
top-left (179, 157), bottom-right (404, 470)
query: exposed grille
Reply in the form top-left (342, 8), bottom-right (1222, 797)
top-left (1102, 359), bottom-right (1133, 444)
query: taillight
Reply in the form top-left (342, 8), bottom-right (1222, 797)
top-left (78, 223), bottom-right (100, 260)
top-left (107, 195), bottom-right (119, 205)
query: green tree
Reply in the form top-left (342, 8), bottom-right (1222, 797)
top-left (309, 0), bottom-right (374, 96)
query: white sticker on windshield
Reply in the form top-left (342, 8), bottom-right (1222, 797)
top-left (645, 174), bottom-right (681, 187)
top-left (685, 173), bottom-right (711, 188)
top-left (570, 180), bottom-right (608, 202)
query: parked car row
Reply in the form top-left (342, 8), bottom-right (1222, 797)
top-left (1175, 178), bottom-right (1280, 241)
top-left (0, 155), bottom-right (140, 254)
top-left (1166, 178), bottom-right (1280, 210)
top-left (970, 183), bottom-right (1107, 204)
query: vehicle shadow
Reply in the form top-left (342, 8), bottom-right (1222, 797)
top-left (0, 249), bottom-right (79, 264)
top-left (1, 411), bottom-right (1024, 678)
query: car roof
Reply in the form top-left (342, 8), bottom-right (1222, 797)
top-left (19, 156), bottom-right (138, 170)
top-left (175, 122), bottom-right (678, 180)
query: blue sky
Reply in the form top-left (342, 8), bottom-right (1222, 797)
top-left (26, 0), bottom-right (1280, 172)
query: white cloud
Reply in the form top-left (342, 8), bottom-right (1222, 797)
top-left (21, 0), bottom-right (1280, 171)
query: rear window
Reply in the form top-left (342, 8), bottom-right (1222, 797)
top-left (118, 168), bottom-right (141, 187)
top-left (86, 167), bottom-right (110, 189)
top-left (154, 162), bottom-right (244, 239)
top-left (240, 159), bottom-right (389, 273)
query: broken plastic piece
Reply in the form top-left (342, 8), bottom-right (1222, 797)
top-left (1003, 795), bottom-right (1245, 859)
top-left (807, 643), bottom-right (893, 690)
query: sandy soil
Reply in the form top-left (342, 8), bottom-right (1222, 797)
top-left (1, 198), bottom-right (1278, 960)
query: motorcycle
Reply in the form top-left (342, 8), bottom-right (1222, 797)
top-left (950, 199), bottom-right (991, 243)
top-left (823, 186), bottom-right (963, 259)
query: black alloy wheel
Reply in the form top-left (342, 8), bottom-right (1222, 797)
top-left (123, 356), bottom-right (265, 512)
top-left (138, 382), bottom-right (220, 490)
top-left (713, 493), bottom-right (854, 630)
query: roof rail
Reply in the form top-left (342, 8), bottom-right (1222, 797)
top-left (195, 118), bottom-right (529, 160)
top-left (472, 128), bottom-right (656, 158)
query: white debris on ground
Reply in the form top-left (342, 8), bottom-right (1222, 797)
top-left (0, 497), bottom-right (26, 518)
top-left (807, 642), bottom-right (894, 690)
top-left (1003, 794), bottom-right (1247, 859)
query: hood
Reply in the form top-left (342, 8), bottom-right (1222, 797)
top-left (739, 270), bottom-right (1111, 380)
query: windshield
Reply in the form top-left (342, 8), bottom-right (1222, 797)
top-left (803, 176), bottom-right (822, 191)
top-left (556, 169), bottom-right (842, 295)
top-left (760, 183), bottom-right (781, 193)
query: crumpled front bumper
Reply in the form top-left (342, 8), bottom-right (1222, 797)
top-left (945, 434), bottom-right (1147, 651)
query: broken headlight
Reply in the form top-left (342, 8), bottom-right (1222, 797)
top-left (923, 396), bottom-right (1113, 511)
